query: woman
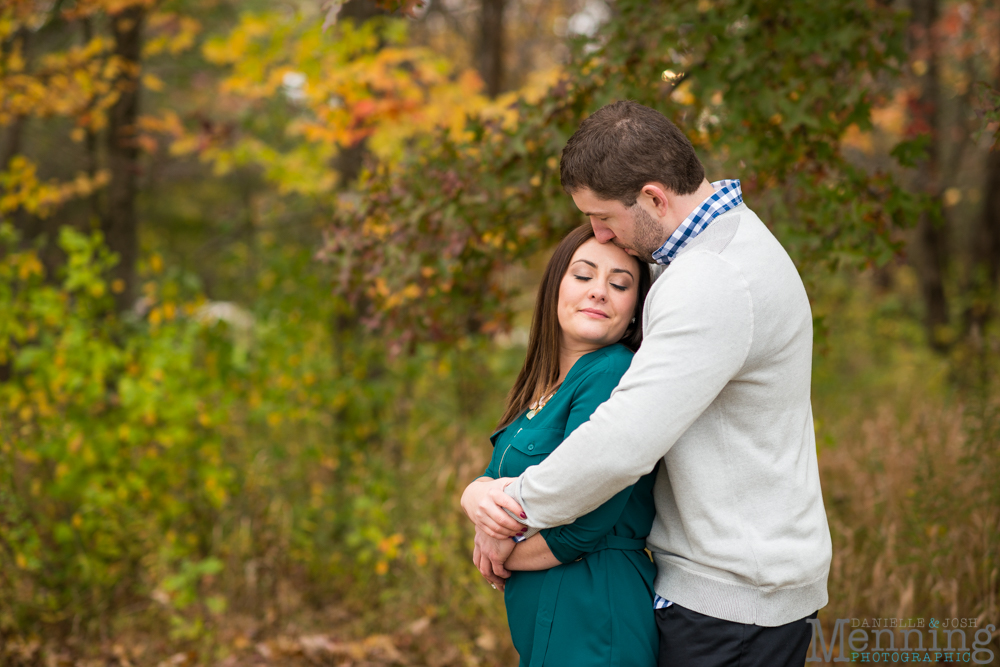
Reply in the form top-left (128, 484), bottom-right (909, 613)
top-left (461, 224), bottom-right (657, 667)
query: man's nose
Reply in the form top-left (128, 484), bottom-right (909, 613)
top-left (591, 221), bottom-right (615, 244)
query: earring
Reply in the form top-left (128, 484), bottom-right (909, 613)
top-left (631, 317), bottom-right (636, 324)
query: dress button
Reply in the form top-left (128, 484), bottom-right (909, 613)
top-left (527, 444), bottom-right (534, 451)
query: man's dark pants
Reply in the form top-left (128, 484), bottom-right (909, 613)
top-left (656, 604), bottom-right (817, 667)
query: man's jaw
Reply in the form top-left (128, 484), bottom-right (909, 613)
top-left (611, 238), bottom-right (656, 263)
top-left (617, 243), bottom-right (655, 264)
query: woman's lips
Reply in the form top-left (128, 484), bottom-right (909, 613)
top-left (580, 308), bottom-right (609, 319)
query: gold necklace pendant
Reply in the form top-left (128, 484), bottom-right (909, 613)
top-left (526, 390), bottom-right (556, 420)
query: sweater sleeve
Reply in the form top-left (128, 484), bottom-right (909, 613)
top-left (539, 360), bottom-right (635, 562)
top-left (506, 253), bottom-right (754, 529)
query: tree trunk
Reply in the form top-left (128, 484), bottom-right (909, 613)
top-left (333, 0), bottom-right (385, 186)
top-left (82, 17), bottom-right (103, 223)
top-left (908, 0), bottom-right (950, 351)
top-left (981, 149), bottom-right (1000, 294)
top-left (964, 8), bottom-right (1000, 339)
top-left (478, 0), bottom-right (506, 98)
top-left (106, 6), bottom-right (145, 312)
top-left (966, 121), bottom-right (1000, 335)
top-left (0, 114), bottom-right (25, 173)
top-left (1, 27), bottom-right (31, 244)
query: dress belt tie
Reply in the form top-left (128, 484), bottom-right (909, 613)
top-left (528, 534), bottom-right (647, 667)
top-left (587, 534), bottom-right (646, 552)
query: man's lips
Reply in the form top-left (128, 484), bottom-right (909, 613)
top-left (580, 308), bottom-right (609, 319)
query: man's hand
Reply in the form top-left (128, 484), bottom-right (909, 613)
top-left (473, 527), bottom-right (516, 590)
top-left (461, 477), bottom-right (526, 539)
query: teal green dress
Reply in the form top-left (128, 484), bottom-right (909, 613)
top-left (482, 344), bottom-right (658, 667)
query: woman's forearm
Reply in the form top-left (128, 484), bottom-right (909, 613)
top-left (505, 534), bottom-right (562, 571)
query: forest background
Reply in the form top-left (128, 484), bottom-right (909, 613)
top-left (1, 0), bottom-right (999, 665)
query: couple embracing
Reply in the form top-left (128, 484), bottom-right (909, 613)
top-left (460, 101), bottom-right (832, 667)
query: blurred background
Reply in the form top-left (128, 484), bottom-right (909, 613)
top-left (0, 0), bottom-right (998, 664)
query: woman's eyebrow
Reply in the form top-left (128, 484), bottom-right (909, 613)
top-left (573, 259), bottom-right (633, 279)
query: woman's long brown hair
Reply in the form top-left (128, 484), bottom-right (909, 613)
top-left (496, 224), bottom-right (652, 431)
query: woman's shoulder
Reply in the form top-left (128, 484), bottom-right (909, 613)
top-left (593, 342), bottom-right (634, 368)
top-left (571, 344), bottom-right (634, 383)
top-left (599, 342), bottom-right (635, 364)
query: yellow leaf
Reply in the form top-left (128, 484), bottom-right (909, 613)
top-left (17, 254), bottom-right (43, 280)
top-left (840, 124), bottom-right (874, 155)
top-left (671, 81), bottom-right (695, 106)
top-left (142, 73), bottom-right (164, 91)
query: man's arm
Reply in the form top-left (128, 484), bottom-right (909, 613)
top-left (506, 254), bottom-right (754, 529)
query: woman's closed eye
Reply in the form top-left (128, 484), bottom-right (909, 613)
top-left (574, 274), bottom-right (629, 291)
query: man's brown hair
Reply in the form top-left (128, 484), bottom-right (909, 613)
top-left (560, 100), bottom-right (705, 205)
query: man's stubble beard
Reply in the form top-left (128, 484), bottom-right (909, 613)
top-left (614, 204), bottom-right (664, 264)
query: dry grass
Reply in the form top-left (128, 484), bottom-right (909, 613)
top-left (812, 387), bottom-right (1000, 662)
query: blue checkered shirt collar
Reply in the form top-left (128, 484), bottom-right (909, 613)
top-left (651, 179), bottom-right (743, 266)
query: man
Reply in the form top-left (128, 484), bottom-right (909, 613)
top-left (463, 100), bottom-right (832, 666)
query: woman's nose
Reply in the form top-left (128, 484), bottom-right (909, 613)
top-left (588, 283), bottom-right (607, 301)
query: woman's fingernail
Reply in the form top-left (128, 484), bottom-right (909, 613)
top-left (520, 513), bottom-right (527, 519)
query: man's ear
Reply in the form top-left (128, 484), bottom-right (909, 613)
top-left (639, 183), bottom-right (671, 217)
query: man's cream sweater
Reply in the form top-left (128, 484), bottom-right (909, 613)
top-left (505, 203), bottom-right (832, 627)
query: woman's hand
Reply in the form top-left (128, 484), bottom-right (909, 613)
top-left (461, 477), bottom-right (526, 539)
top-left (473, 527), bottom-right (516, 591)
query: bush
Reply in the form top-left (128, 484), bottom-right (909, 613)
top-left (0, 224), bottom-right (514, 653)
